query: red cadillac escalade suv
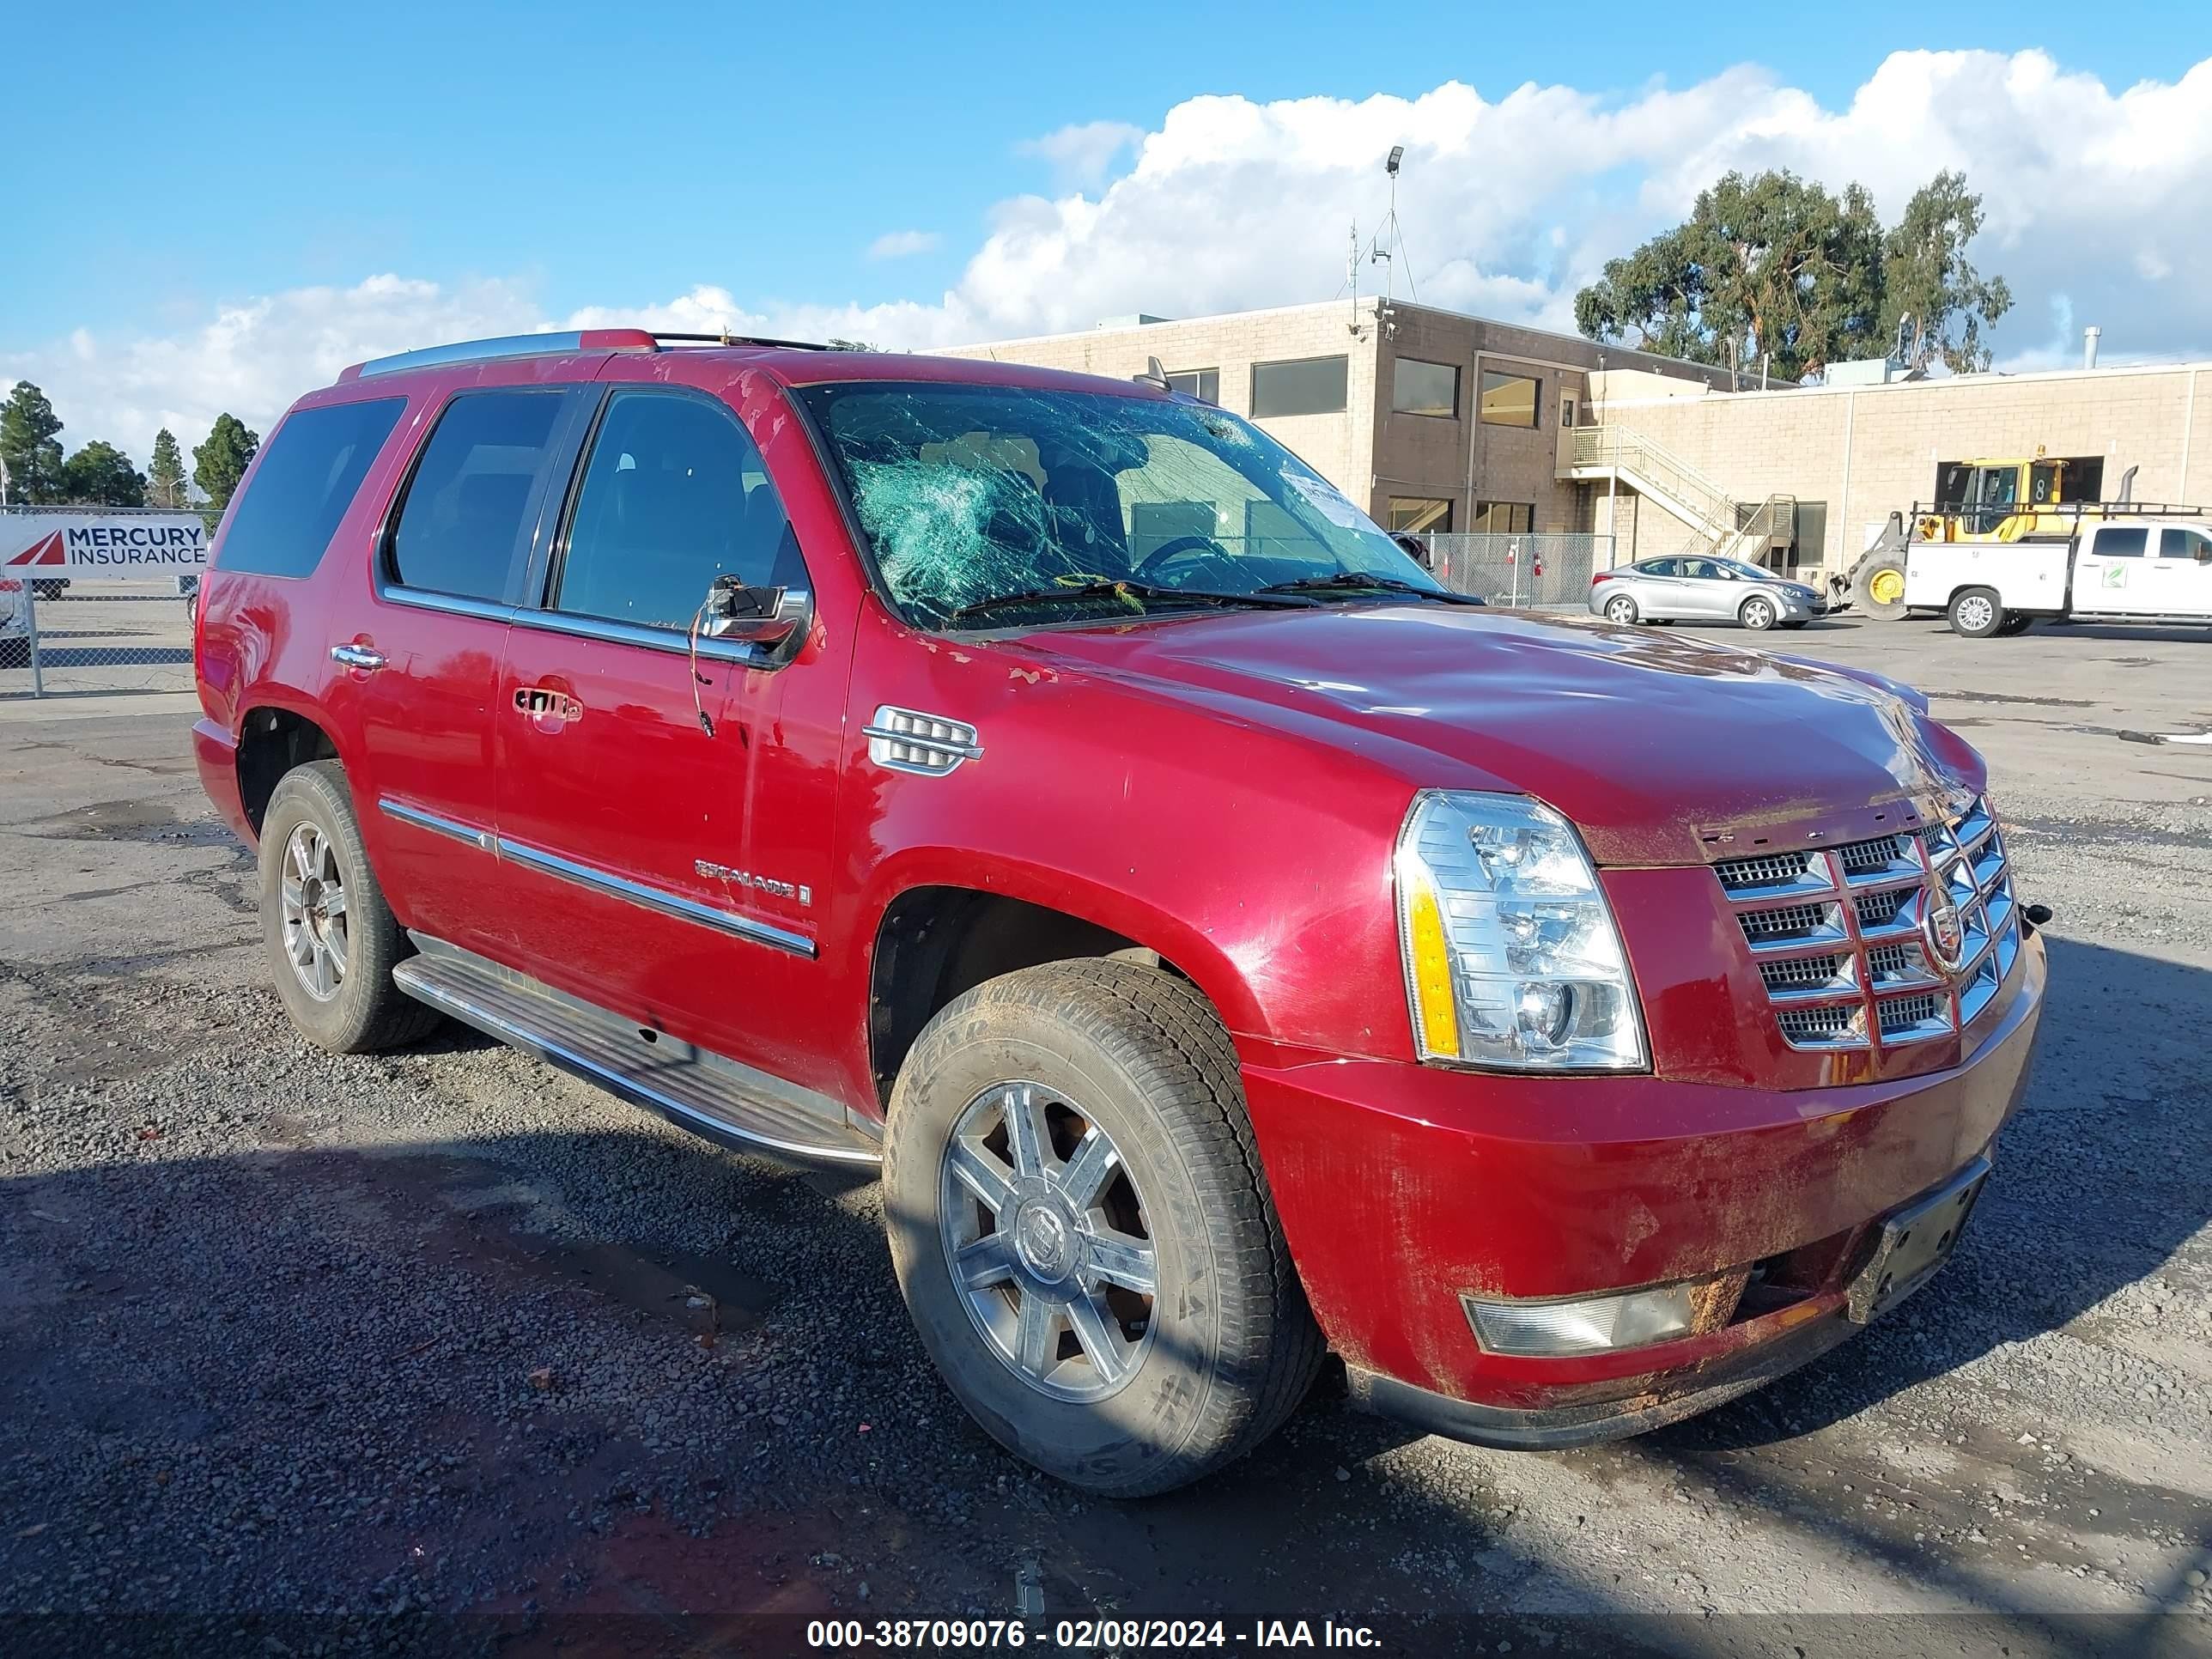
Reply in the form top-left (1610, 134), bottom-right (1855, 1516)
top-left (191, 331), bottom-right (2045, 1495)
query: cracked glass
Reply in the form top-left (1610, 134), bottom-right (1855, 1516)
top-left (796, 382), bottom-right (1442, 627)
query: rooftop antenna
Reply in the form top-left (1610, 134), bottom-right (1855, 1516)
top-left (1347, 221), bottom-right (1364, 337)
top-left (1367, 144), bottom-right (1418, 307)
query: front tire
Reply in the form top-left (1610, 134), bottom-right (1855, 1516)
top-left (1738, 594), bottom-right (1778, 631)
top-left (1948, 587), bottom-right (2004, 638)
top-left (884, 960), bottom-right (1322, 1497)
top-left (1854, 557), bottom-right (1910, 621)
top-left (258, 760), bottom-right (441, 1054)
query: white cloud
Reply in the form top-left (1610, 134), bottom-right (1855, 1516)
top-left (9, 50), bottom-right (2210, 462)
top-left (866, 229), bottom-right (943, 260)
top-left (1018, 119), bottom-right (1145, 189)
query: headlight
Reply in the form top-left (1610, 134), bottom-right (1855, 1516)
top-left (1394, 791), bottom-right (1646, 1071)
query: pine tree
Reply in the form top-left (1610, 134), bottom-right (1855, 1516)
top-left (149, 428), bottom-right (187, 507)
top-left (61, 441), bottom-right (148, 506)
top-left (0, 381), bottom-right (67, 504)
top-left (193, 414), bottom-right (260, 512)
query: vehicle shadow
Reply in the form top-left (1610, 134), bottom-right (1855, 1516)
top-left (1, 930), bottom-right (2200, 1650)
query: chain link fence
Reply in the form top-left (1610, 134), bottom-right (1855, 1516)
top-left (1420, 533), bottom-right (1614, 610)
top-left (0, 578), bottom-right (198, 698)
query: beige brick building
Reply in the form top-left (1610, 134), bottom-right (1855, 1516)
top-left (940, 299), bottom-right (2212, 580)
top-left (938, 298), bottom-right (1734, 540)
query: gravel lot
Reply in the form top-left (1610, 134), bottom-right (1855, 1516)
top-left (2, 614), bottom-right (2209, 1656)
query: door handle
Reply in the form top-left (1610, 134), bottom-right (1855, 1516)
top-left (513, 685), bottom-right (584, 726)
top-left (331, 643), bottom-right (387, 670)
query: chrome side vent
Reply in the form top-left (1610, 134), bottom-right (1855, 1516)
top-left (864, 706), bottom-right (983, 777)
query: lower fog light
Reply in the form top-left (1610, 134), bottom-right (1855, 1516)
top-left (1462, 1281), bottom-right (1706, 1357)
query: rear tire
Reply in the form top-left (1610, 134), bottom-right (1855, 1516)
top-left (884, 959), bottom-right (1323, 1497)
top-left (1738, 594), bottom-right (1778, 631)
top-left (1996, 615), bottom-right (2034, 636)
top-left (258, 760), bottom-right (442, 1054)
top-left (1948, 587), bottom-right (2005, 639)
top-left (1602, 592), bottom-right (1640, 624)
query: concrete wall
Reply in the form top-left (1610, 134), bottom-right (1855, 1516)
top-left (1595, 363), bottom-right (2212, 574)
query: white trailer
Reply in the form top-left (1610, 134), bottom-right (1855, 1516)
top-left (1904, 515), bottom-right (2212, 637)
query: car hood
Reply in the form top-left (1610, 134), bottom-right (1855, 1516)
top-left (1010, 605), bottom-right (1982, 866)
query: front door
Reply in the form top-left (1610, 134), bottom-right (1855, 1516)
top-left (2154, 526), bottom-right (2212, 617)
top-left (489, 381), bottom-right (847, 1086)
top-left (2074, 525), bottom-right (2158, 614)
top-left (1676, 557), bottom-right (1733, 618)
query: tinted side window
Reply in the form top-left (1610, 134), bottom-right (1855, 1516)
top-left (216, 398), bottom-right (404, 577)
top-left (2095, 527), bottom-right (2148, 558)
top-left (554, 391), bottom-right (801, 631)
top-left (2160, 528), bottom-right (2209, 559)
top-left (388, 392), bottom-right (564, 601)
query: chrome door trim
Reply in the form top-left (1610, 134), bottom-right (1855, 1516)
top-left (509, 606), bottom-right (779, 668)
top-left (497, 835), bottom-right (817, 958)
top-left (373, 798), bottom-right (815, 959)
top-left (373, 584), bottom-right (519, 625)
top-left (377, 797), bottom-right (497, 853)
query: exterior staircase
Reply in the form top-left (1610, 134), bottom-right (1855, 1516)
top-left (1564, 424), bottom-right (1796, 564)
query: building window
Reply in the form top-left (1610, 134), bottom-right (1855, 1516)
top-left (1165, 368), bottom-right (1219, 404)
top-left (1388, 497), bottom-right (1453, 534)
top-left (1471, 501), bottom-right (1534, 535)
top-left (1479, 370), bottom-right (1540, 428)
top-left (1391, 358), bottom-right (1459, 418)
top-left (1250, 356), bottom-right (1348, 417)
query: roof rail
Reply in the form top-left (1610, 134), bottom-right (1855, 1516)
top-left (650, 331), bottom-right (830, 352)
top-left (337, 328), bottom-right (832, 383)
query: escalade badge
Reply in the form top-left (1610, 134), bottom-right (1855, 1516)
top-left (1923, 886), bottom-right (1966, 974)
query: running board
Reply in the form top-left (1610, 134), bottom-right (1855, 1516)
top-left (392, 936), bottom-right (880, 1168)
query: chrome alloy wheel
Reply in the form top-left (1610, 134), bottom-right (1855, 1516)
top-left (1955, 592), bottom-right (1996, 634)
top-left (278, 821), bottom-right (349, 1001)
top-left (1604, 594), bottom-right (1637, 623)
top-left (939, 1081), bottom-right (1158, 1402)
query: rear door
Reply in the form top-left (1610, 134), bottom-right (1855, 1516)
top-left (1632, 557), bottom-right (1684, 617)
top-left (2073, 525), bottom-right (2156, 614)
top-left (489, 379), bottom-right (848, 1079)
top-left (347, 385), bottom-right (590, 958)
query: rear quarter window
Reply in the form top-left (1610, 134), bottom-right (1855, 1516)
top-left (215, 398), bottom-right (407, 577)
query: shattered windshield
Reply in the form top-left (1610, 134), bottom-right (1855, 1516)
top-left (795, 382), bottom-right (1446, 627)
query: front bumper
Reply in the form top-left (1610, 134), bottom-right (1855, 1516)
top-left (1240, 927), bottom-right (2043, 1445)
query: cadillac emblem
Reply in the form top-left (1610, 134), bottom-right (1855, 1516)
top-left (1923, 885), bottom-right (1967, 974)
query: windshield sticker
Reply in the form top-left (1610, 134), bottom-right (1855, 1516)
top-left (1281, 471), bottom-right (1368, 530)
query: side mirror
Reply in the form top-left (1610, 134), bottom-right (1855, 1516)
top-left (700, 577), bottom-right (810, 654)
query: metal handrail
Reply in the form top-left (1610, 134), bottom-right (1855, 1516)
top-left (1570, 425), bottom-right (1741, 543)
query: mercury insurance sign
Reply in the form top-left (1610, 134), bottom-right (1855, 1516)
top-left (0, 511), bottom-right (210, 578)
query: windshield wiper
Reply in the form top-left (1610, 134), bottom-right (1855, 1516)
top-left (946, 579), bottom-right (1315, 627)
top-left (1253, 573), bottom-right (1485, 605)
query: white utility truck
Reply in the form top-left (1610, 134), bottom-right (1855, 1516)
top-left (1905, 514), bottom-right (2212, 637)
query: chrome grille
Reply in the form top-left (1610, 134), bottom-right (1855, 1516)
top-left (1715, 850), bottom-right (1815, 890)
top-left (1721, 798), bottom-right (2022, 1053)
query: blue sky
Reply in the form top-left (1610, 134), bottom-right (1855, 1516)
top-left (6, 3), bottom-right (2209, 458)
